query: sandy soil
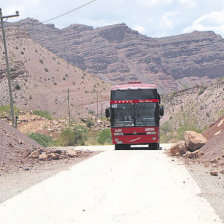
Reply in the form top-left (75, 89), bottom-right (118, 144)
top-left (186, 162), bottom-right (224, 222)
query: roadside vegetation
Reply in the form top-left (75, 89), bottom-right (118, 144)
top-left (160, 115), bottom-right (205, 143)
top-left (0, 105), bottom-right (20, 117)
top-left (27, 115), bottom-right (111, 147)
top-left (33, 110), bottom-right (53, 120)
top-left (29, 132), bottom-right (56, 147)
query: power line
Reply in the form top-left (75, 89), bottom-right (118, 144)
top-left (42, 0), bottom-right (97, 24)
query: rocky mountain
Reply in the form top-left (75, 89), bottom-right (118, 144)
top-left (0, 26), bottom-right (110, 119)
top-left (10, 18), bottom-right (224, 92)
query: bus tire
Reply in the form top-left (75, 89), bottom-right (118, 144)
top-left (148, 143), bottom-right (159, 150)
top-left (115, 144), bottom-right (130, 150)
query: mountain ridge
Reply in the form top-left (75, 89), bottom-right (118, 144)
top-left (9, 18), bottom-right (224, 92)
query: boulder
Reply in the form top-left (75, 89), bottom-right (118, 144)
top-left (210, 171), bottom-right (218, 176)
top-left (39, 152), bottom-right (48, 161)
top-left (28, 150), bottom-right (39, 159)
top-left (184, 150), bottom-right (204, 159)
top-left (170, 141), bottom-right (187, 156)
top-left (184, 131), bottom-right (207, 152)
top-left (47, 152), bottom-right (60, 160)
top-left (65, 149), bottom-right (78, 157)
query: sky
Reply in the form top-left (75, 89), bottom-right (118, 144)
top-left (2, 0), bottom-right (224, 37)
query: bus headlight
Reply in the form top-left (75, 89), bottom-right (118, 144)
top-left (146, 131), bottom-right (156, 135)
top-left (114, 133), bottom-right (124, 136)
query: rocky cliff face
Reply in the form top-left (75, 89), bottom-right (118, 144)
top-left (11, 18), bottom-right (224, 92)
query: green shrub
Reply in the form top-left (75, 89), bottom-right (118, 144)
top-left (88, 110), bottom-right (95, 115)
top-left (29, 133), bottom-right (55, 147)
top-left (39, 59), bottom-right (44, 64)
top-left (97, 129), bottom-right (112, 145)
top-left (44, 68), bottom-right (49, 72)
top-left (0, 105), bottom-right (20, 116)
top-left (33, 110), bottom-right (52, 120)
top-left (160, 121), bottom-right (173, 136)
top-left (58, 128), bottom-right (76, 146)
top-left (86, 118), bottom-right (95, 128)
top-left (14, 84), bottom-right (21, 90)
top-left (74, 125), bottom-right (88, 145)
top-left (58, 125), bottom-right (88, 146)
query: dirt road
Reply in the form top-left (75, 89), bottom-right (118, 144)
top-left (0, 145), bottom-right (222, 224)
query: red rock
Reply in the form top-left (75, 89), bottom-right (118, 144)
top-left (184, 131), bottom-right (207, 152)
top-left (170, 141), bottom-right (187, 156)
top-left (210, 171), bottom-right (218, 176)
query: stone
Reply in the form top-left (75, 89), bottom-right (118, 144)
top-left (184, 131), bottom-right (207, 152)
top-left (185, 150), bottom-right (204, 159)
top-left (39, 152), bottom-right (48, 161)
top-left (170, 141), bottom-right (187, 156)
top-left (210, 171), bottom-right (218, 176)
top-left (28, 150), bottom-right (39, 159)
top-left (65, 149), bottom-right (78, 157)
top-left (47, 153), bottom-right (60, 160)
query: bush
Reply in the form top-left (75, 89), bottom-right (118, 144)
top-left (74, 125), bottom-right (88, 145)
top-left (88, 110), bottom-right (95, 115)
top-left (39, 59), bottom-right (44, 64)
top-left (86, 118), bottom-right (95, 128)
top-left (29, 133), bottom-right (55, 147)
top-left (58, 125), bottom-right (88, 146)
top-left (58, 128), bottom-right (76, 146)
top-left (33, 110), bottom-right (52, 120)
top-left (44, 68), bottom-right (49, 72)
top-left (14, 84), bottom-right (21, 90)
top-left (97, 129), bottom-right (112, 145)
top-left (0, 105), bottom-right (20, 116)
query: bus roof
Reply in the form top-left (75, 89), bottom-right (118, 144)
top-left (111, 82), bottom-right (157, 90)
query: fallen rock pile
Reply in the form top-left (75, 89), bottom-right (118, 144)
top-left (27, 148), bottom-right (91, 161)
top-left (169, 115), bottom-right (224, 175)
top-left (170, 131), bottom-right (207, 158)
top-left (0, 119), bottom-right (91, 173)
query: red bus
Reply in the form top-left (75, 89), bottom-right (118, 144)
top-left (106, 82), bottom-right (164, 150)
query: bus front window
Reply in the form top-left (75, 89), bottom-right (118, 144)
top-left (111, 104), bottom-right (134, 127)
top-left (135, 103), bottom-right (157, 126)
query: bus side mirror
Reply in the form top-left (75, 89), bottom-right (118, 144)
top-left (105, 107), bottom-right (110, 118)
top-left (159, 105), bottom-right (164, 116)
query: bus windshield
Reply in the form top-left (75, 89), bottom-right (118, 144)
top-left (111, 104), bottom-right (135, 127)
top-left (135, 103), bottom-right (157, 126)
top-left (111, 103), bottom-right (158, 127)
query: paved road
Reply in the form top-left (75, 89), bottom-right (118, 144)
top-left (0, 145), bottom-right (222, 224)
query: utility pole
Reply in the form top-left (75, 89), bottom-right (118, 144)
top-left (101, 102), bottom-right (103, 116)
top-left (96, 90), bottom-right (98, 117)
top-left (0, 9), bottom-right (19, 128)
top-left (67, 88), bottom-right (71, 124)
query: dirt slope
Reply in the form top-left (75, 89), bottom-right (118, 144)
top-left (199, 115), bottom-right (224, 164)
top-left (0, 26), bottom-right (110, 119)
top-left (0, 119), bottom-right (44, 172)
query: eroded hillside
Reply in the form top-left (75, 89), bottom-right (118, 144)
top-left (160, 79), bottom-right (224, 142)
top-left (0, 26), bottom-right (110, 118)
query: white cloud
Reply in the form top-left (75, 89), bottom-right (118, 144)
top-left (2, 0), bottom-right (224, 37)
top-left (179, 0), bottom-right (196, 7)
top-left (133, 25), bottom-right (146, 34)
top-left (183, 10), bottom-right (224, 36)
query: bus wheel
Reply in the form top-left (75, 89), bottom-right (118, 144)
top-left (115, 144), bottom-right (130, 150)
top-left (148, 143), bottom-right (159, 150)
